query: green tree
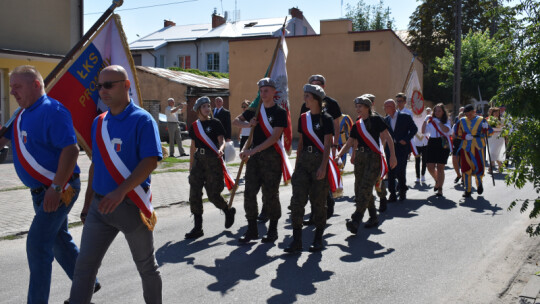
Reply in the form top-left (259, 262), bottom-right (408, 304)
top-left (433, 29), bottom-right (503, 101)
top-left (345, 0), bottom-right (395, 31)
top-left (493, 0), bottom-right (540, 236)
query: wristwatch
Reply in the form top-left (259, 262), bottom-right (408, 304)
top-left (50, 183), bottom-right (62, 193)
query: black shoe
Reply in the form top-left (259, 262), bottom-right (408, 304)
top-left (64, 282), bottom-right (102, 303)
top-left (262, 220), bottom-right (278, 243)
top-left (477, 183), bottom-right (484, 195)
top-left (379, 197), bottom-right (387, 213)
top-left (224, 207), bottom-right (236, 229)
top-left (284, 229), bottom-right (303, 253)
top-left (239, 220), bottom-right (259, 243)
top-left (346, 219), bottom-right (360, 234)
top-left (454, 175), bottom-right (462, 183)
top-left (364, 217), bottom-right (379, 228)
top-left (181, 153), bottom-right (189, 157)
top-left (388, 194), bottom-right (397, 202)
top-left (462, 191), bottom-right (472, 198)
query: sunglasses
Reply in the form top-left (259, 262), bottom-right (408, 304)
top-left (96, 79), bottom-right (125, 90)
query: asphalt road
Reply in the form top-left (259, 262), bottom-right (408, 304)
top-left (0, 169), bottom-right (536, 304)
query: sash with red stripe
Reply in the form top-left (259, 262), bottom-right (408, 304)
top-left (95, 112), bottom-right (154, 219)
top-left (258, 105), bottom-right (292, 182)
top-left (355, 119), bottom-right (389, 179)
top-left (192, 120), bottom-right (235, 190)
top-left (430, 118), bottom-right (453, 153)
top-left (13, 109), bottom-right (71, 191)
top-left (300, 112), bottom-right (342, 192)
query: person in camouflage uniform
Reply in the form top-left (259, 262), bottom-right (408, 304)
top-left (233, 78), bottom-right (289, 244)
top-left (285, 84), bottom-right (334, 253)
top-left (336, 96), bottom-right (397, 234)
top-left (185, 96), bottom-right (236, 239)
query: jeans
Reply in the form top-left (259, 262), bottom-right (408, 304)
top-left (27, 178), bottom-right (81, 304)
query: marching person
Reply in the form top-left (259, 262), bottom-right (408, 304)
top-left (422, 103), bottom-right (452, 197)
top-left (232, 78), bottom-right (291, 244)
top-left (336, 96), bottom-right (397, 234)
top-left (395, 92), bottom-right (413, 116)
top-left (69, 65), bottom-right (162, 304)
top-left (413, 108), bottom-right (430, 183)
top-left (383, 99), bottom-right (418, 201)
top-left (301, 74), bottom-right (342, 221)
top-left (1, 65), bottom-right (96, 303)
top-left (486, 107), bottom-right (505, 173)
top-left (165, 97), bottom-right (187, 157)
top-left (453, 104), bottom-right (493, 198)
top-left (184, 96), bottom-right (236, 239)
top-left (285, 84), bottom-right (337, 253)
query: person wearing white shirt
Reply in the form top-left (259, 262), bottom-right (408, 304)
top-left (395, 92), bottom-right (413, 116)
top-left (165, 98), bottom-right (187, 157)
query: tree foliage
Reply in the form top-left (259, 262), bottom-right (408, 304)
top-left (433, 29), bottom-right (503, 101)
top-left (494, 0), bottom-right (540, 236)
top-left (345, 0), bottom-right (395, 31)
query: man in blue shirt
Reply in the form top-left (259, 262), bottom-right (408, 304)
top-left (0, 65), bottom-right (85, 303)
top-left (69, 65), bottom-right (162, 304)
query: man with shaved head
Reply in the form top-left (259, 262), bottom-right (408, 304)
top-left (69, 65), bottom-right (163, 303)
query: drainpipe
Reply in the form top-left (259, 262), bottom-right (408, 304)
top-left (146, 50), bottom-right (157, 67)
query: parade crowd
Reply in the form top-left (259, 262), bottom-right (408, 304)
top-left (0, 65), bottom-right (507, 303)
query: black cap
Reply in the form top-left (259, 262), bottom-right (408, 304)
top-left (463, 104), bottom-right (475, 113)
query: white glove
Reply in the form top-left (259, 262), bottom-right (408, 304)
top-left (482, 122), bottom-right (489, 129)
top-left (425, 115), bottom-right (432, 122)
top-left (465, 134), bottom-right (474, 141)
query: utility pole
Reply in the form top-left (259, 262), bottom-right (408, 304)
top-left (453, 0), bottom-right (462, 119)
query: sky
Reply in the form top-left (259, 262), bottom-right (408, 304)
top-left (84, 0), bottom-right (421, 43)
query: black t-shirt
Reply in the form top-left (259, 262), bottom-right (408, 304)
top-left (300, 95), bottom-right (342, 120)
top-left (297, 112), bottom-right (334, 148)
top-left (188, 118), bottom-right (225, 149)
top-left (350, 115), bottom-right (388, 149)
top-left (242, 104), bottom-right (288, 148)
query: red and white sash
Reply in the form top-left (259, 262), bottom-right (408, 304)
top-left (301, 112), bottom-right (342, 192)
top-left (95, 112), bottom-right (153, 219)
top-left (409, 142), bottom-right (418, 157)
top-left (356, 118), bottom-right (389, 179)
top-left (258, 105), bottom-right (292, 182)
top-left (430, 118), bottom-right (453, 153)
top-left (192, 120), bottom-right (235, 190)
top-left (13, 109), bottom-right (70, 191)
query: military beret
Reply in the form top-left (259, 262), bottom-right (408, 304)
top-left (354, 96), bottom-right (372, 107)
top-left (257, 77), bottom-right (276, 89)
top-left (308, 74), bottom-right (326, 85)
top-left (395, 92), bottom-right (407, 99)
top-left (463, 104), bottom-right (475, 113)
top-left (303, 84), bottom-right (325, 100)
top-left (193, 96), bottom-right (211, 112)
top-left (361, 93), bottom-right (376, 103)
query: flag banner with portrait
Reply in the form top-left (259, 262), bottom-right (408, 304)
top-left (46, 14), bottom-right (142, 155)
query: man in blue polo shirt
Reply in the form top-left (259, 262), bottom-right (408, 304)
top-left (69, 65), bottom-right (162, 304)
top-left (0, 65), bottom-right (85, 303)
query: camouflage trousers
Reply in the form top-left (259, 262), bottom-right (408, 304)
top-left (189, 150), bottom-right (228, 215)
top-left (353, 148), bottom-right (382, 215)
top-left (289, 152), bottom-right (329, 230)
top-left (244, 148), bottom-right (282, 221)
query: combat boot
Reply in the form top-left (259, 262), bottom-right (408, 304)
top-left (262, 220), bottom-right (278, 243)
top-left (284, 228), bottom-right (303, 253)
top-left (185, 214), bottom-right (204, 239)
top-left (223, 207), bottom-right (236, 229)
top-left (346, 211), bottom-right (363, 234)
top-left (364, 207), bottom-right (379, 228)
top-left (239, 219), bottom-right (259, 243)
top-left (309, 227), bottom-right (325, 252)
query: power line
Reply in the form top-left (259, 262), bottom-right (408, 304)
top-left (84, 0), bottom-right (198, 15)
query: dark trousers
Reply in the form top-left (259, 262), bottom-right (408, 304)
top-left (415, 145), bottom-right (427, 178)
top-left (388, 152), bottom-right (408, 195)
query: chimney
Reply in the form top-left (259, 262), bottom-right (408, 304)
top-left (212, 9), bottom-right (226, 28)
top-left (164, 19), bottom-right (176, 27)
top-left (289, 7), bottom-right (304, 20)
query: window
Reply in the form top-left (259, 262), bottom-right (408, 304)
top-left (178, 55), bottom-right (191, 69)
top-left (159, 55), bottom-right (165, 68)
top-left (303, 26), bottom-right (307, 35)
top-left (207, 53), bottom-right (220, 71)
top-left (132, 54), bottom-right (142, 66)
top-left (354, 40), bottom-right (370, 52)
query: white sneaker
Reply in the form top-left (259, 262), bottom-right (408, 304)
top-left (421, 176), bottom-right (426, 182)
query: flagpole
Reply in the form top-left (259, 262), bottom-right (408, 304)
top-left (227, 17), bottom-right (287, 209)
top-left (401, 55), bottom-right (416, 93)
top-left (44, 0), bottom-right (124, 87)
